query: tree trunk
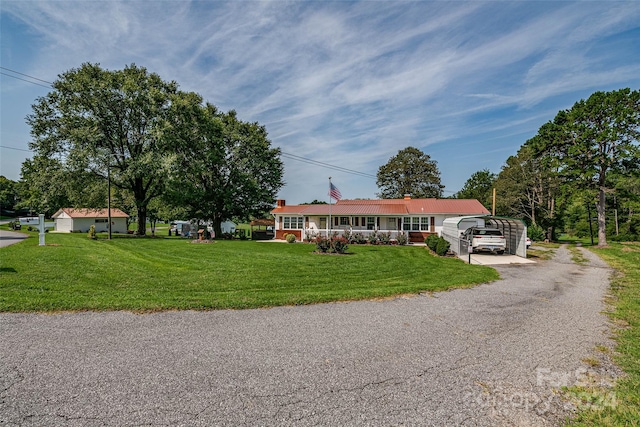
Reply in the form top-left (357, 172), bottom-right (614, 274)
top-left (137, 204), bottom-right (147, 236)
top-left (597, 187), bottom-right (607, 247)
top-left (213, 216), bottom-right (223, 239)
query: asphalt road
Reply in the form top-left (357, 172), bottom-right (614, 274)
top-left (0, 246), bottom-right (618, 426)
top-left (0, 230), bottom-right (28, 248)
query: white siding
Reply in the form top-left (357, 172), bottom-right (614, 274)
top-left (54, 217), bottom-right (73, 232)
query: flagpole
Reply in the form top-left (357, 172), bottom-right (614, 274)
top-left (328, 176), bottom-right (332, 237)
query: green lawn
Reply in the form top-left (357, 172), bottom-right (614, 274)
top-left (0, 231), bottom-right (498, 312)
top-left (566, 242), bottom-right (640, 426)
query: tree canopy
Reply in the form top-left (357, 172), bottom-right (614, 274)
top-left (529, 88), bottom-right (640, 246)
top-left (0, 176), bottom-right (18, 213)
top-left (455, 169), bottom-right (496, 209)
top-left (164, 100), bottom-right (284, 236)
top-left (376, 147), bottom-right (444, 199)
top-left (26, 63), bottom-right (182, 235)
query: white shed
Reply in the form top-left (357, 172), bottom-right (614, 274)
top-left (52, 208), bottom-right (129, 233)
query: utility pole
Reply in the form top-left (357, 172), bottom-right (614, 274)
top-left (492, 188), bottom-right (496, 216)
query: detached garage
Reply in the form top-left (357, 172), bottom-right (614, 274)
top-left (52, 208), bottom-right (129, 233)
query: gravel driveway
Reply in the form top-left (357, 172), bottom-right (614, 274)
top-left (0, 245), bottom-right (618, 426)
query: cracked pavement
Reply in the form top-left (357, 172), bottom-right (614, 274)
top-left (0, 246), bottom-right (619, 426)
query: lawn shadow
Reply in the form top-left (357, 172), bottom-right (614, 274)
top-left (0, 267), bottom-right (17, 273)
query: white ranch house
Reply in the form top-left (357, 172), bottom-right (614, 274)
top-left (52, 208), bottom-right (129, 233)
top-left (271, 196), bottom-right (490, 243)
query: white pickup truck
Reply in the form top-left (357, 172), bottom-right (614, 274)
top-left (462, 227), bottom-right (506, 255)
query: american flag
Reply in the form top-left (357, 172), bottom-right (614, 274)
top-left (329, 182), bottom-right (342, 201)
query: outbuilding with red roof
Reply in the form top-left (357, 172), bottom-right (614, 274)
top-left (52, 208), bottom-right (129, 233)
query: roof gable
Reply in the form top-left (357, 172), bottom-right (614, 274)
top-left (52, 208), bottom-right (129, 219)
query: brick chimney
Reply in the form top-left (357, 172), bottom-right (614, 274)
top-left (403, 194), bottom-right (411, 200)
top-left (276, 199), bottom-right (286, 207)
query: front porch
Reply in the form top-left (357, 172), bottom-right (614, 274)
top-left (275, 228), bottom-right (432, 243)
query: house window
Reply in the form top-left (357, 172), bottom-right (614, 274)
top-left (421, 217), bottom-right (429, 231)
top-left (403, 217), bottom-right (411, 231)
top-left (320, 217), bottom-right (327, 229)
top-left (283, 216), bottom-right (303, 229)
top-left (354, 217), bottom-right (359, 227)
top-left (412, 217), bottom-right (420, 231)
top-left (387, 217), bottom-right (396, 228)
top-left (340, 217), bottom-right (349, 226)
top-left (95, 219), bottom-right (108, 223)
top-left (367, 217), bottom-right (375, 230)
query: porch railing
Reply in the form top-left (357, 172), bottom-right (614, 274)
top-left (304, 228), bottom-right (408, 240)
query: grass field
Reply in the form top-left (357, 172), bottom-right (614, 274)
top-left (565, 242), bottom-right (640, 426)
top-left (0, 231), bottom-right (498, 312)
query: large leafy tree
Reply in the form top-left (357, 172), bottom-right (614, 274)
top-left (455, 169), bottom-right (496, 209)
top-left (0, 176), bottom-right (18, 213)
top-left (26, 63), bottom-right (183, 235)
top-left (17, 156), bottom-right (73, 216)
top-left (376, 147), bottom-right (444, 199)
top-left (533, 89), bottom-right (640, 246)
top-left (165, 99), bottom-right (284, 237)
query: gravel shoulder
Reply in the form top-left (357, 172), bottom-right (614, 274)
top-left (0, 245), bottom-right (619, 426)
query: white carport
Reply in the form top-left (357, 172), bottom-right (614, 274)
top-left (442, 215), bottom-right (528, 260)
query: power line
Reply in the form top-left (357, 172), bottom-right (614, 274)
top-left (0, 66), bottom-right (53, 85)
top-left (280, 151), bottom-right (376, 179)
top-left (0, 72), bottom-right (52, 89)
top-left (1, 67), bottom-right (452, 191)
top-left (0, 145), bottom-right (32, 153)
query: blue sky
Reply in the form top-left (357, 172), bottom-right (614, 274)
top-left (1, 1), bottom-right (639, 204)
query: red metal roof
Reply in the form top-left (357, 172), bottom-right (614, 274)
top-left (271, 198), bottom-right (489, 216)
top-left (52, 208), bottom-right (130, 218)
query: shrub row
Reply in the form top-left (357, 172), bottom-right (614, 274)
top-left (340, 230), bottom-right (408, 246)
top-left (425, 234), bottom-right (450, 256)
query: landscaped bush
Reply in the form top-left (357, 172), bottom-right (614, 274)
top-left (378, 232), bottom-right (392, 245)
top-left (315, 235), bottom-right (331, 253)
top-left (396, 233), bottom-right (408, 246)
top-left (330, 236), bottom-right (349, 254)
top-left (367, 231), bottom-right (378, 245)
top-left (425, 234), bottom-right (450, 256)
top-left (425, 234), bottom-right (439, 251)
top-left (314, 234), bottom-right (349, 254)
top-left (435, 237), bottom-right (450, 256)
top-left (286, 233), bottom-right (296, 243)
top-left (351, 232), bottom-right (367, 245)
